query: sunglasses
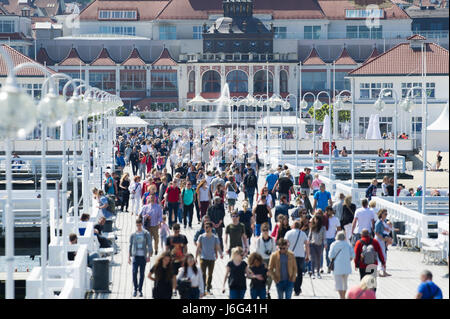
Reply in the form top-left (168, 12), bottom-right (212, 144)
top-left (280, 246), bottom-right (288, 250)
top-left (232, 215), bottom-right (239, 218)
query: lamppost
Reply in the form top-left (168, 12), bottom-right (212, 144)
top-left (283, 94), bottom-right (300, 170)
top-left (300, 92), bottom-right (318, 173)
top-left (402, 87), bottom-right (428, 213)
top-left (334, 90), bottom-right (353, 185)
top-left (374, 88), bottom-right (401, 204)
top-left (0, 49), bottom-right (39, 299)
top-left (267, 94), bottom-right (284, 167)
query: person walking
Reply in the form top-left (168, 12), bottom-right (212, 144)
top-left (177, 254), bottom-right (204, 299)
top-left (119, 172), bottom-right (131, 212)
top-left (248, 252), bottom-right (268, 299)
top-left (129, 218), bottom-right (153, 297)
top-left (341, 196), bottom-right (356, 242)
top-left (374, 209), bottom-right (392, 277)
top-left (284, 220), bottom-right (310, 296)
top-left (164, 181), bottom-right (181, 229)
top-left (354, 229), bottom-right (386, 280)
top-left (332, 193), bottom-right (346, 222)
top-left (324, 206), bottom-right (341, 273)
top-left (196, 179), bottom-right (211, 220)
top-left (238, 200), bottom-right (253, 246)
top-left (225, 176), bottom-right (239, 214)
top-left (416, 270), bottom-right (443, 299)
top-left (252, 196), bottom-right (272, 236)
top-left (129, 176), bottom-right (142, 216)
top-left (207, 197), bottom-right (226, 251)
top-left (139, 193), bottom-right (163, 255)
top-left (222, 247), bottom-right (254, 299)
top-left (346, 274), bottom-right (377, 299)
top-left (308, 214), bottom-right (327, 279)
top-left (196, 222), bottom-right (223, 295)
top-left (299, 167), bottom-right (313, 196)
top-left (265, 169), bottom-right (278, 207)
top-left (311, 173), bottom-right (323, 195)
top-left (181, 181), bottom-right (195, 229)
top-left (243, 168), bottom-right (258, 209)
top-left (225, 210), bottom-right (249, 257)
top-left (255, 224), bottom-right (276, 298)
top-left (273, 171), bottom-right (295, 202)
top-left (351, 199), bottom-right (376, 245)
top-left (165, 223), bottom-right (188, 275)
top-left (148, 252), bottom-right (176, 299)
top-left (267, 238), bottom-right (297, 299)
top-left (365, 179), bottom-right (378, 201)
top-left (313, 183), bottom-right (333, 212)
top-left (328, 231), bottom-right (355, 299)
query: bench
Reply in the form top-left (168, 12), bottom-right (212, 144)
top-left (421, 238), bottom-right (446, 265)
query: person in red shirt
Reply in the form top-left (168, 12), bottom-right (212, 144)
top-left (354, 229), bottom-right (386, 281)
top-left (164, 180), bottom-right (181, 229)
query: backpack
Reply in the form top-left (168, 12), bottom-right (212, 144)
top-left (246, 174), bottom-right (257, 188)
top-left (106, 194), bottom-right (116, 213)
top-left (360, 238), bottom-right (377, 265)
top-left (299, 172), bottom-right (306, 185)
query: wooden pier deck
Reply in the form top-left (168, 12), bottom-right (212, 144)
top-left (87, 175), bottom-right (449, 299)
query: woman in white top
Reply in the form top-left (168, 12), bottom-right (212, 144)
top-left (328, 231), bottom-right (355, 299)
top-left (196, 179), bottom-right (211, 220)
top-left (129, 175), bottom-right (142, 216)
top-left (225, 176), bottom-right (239, 214)
top-left (255, 224), bottom-right (275, 296)
top-left (177, 254), bottom-right (204, 299)
top-left (381, 175), bottom-right (389, 196)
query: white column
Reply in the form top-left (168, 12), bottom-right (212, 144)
top-left (274, 64), bottom-right (280, 95)
top-left (115, 65), bottom-right (120, 96)
top-left (146, 66), bottom-right (151, 97)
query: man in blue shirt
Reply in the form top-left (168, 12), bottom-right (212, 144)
top-left (416, 270), bottom-right (443, 299)
top-left (104, 171), bottom-right (115, 195)
top-left (265, 169), bottom-right (278, 207)
top-left (313, 183), bottom-right (332, 212)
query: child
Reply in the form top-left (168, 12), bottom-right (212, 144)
top-left (160, 215), bottom-right (170, 251)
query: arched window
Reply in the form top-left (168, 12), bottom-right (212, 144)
top-left (280, 70), bottom-right (288, 93)
top-left (253, 70), bottom-right (273, 94)
top-left (202, 70), bottom-right (221, 93)
top-left (226, 70), bottom-right (248, 93)
top-left (188, 71), bottom-right (195, 93)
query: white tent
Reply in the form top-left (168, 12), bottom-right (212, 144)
top-left (257, 116), bottom-right (307, 138)
top-left (322, 114), bottom-right (331, 140)
top-left (371, 114), bottom-right (382, 139)
top-left (365, 114), bottom-right (375, 139)
top-left (114, 116), bottom-right (148, 128)
top-left (426, 103), bottom-right (449, 152)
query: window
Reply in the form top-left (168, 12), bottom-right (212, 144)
top-left (304, 26), bottom-right (321, 39)
top-left (359, 117), bottom-right (370, 135)
top-left (335, 72), bottom-right (350, 91)
top-left (120, 71), bottom-right (146, 90)
top-left (412, 116), bottom-right (422, 133)
top-left (20, 83), bottom-right (42, 100)
top-left (202, 70), bottom-right (221, 93)
top-left (98, 10), bottom-right (137, 20)
top-left (253, 70), bottom-right (273, 93)
top-left (346, 25), bottom-right (382, 39)
top-left (159, 25), bottom-right (176, 40)
top-left (379, 117), bottom-right (393, 136)
top-left (151, 71), bottom-right (177, 91)
top-left (0, 21), bottom-right (15, 33)
top-left (58, 71), bottom-right (85, 92)
top-left (301, 72), bottom-right (327, 91)
top-left (89, 72), bottom-right (116, 91)
top-left (426, 83), bottom-right (435, 98)
top-left (359, 82), bottom-right (393, 99)
top-left (188, 71), bottom-right (195, 93)
top-left (99, 26), bottom-right (135, 36)
top-left (280, 70), bottom-right (288, 93)
top-left (345, 9), bottom-right (384, 19)
top-left (274, 27), bottom-right (287, 39)
top-left (226, 70), bottom-right (248, 93)
top-left (402, 82), bottom-right (436, 98)
top-left (193, 26), bottom-right (203, 39)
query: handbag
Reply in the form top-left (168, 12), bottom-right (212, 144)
top-left (329, 248), bottom-right (342, 272)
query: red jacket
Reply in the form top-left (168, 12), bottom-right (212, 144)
top-left (354, 236), bottom-right (385, 269)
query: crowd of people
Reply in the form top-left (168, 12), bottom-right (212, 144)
top-left (88, 126), bottom-right (444, 300)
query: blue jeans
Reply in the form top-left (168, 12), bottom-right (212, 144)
top-left (250, 288), bottom-right (266, 299)
top-left (276, 280), bottom-right (294, 299)
top-left (167, 202), bottom-right (178, 228)
top-left (132, 256), bottom-right (146, 292)
top-left (229, 289), bottom-right (246, 299)
top-left (255, 223), bottom-right (263, 237)
top-left (325, 238), bottom-right (335, 268)
top-left (246, 188), bottom-right (256, 209)
top-left (177, 207), bottom-right (183, 223)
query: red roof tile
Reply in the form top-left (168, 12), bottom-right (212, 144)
top-left (79, 0), bottom-right (170, 21)
top-left (0, 44), bottom-right (56, 77)
top-left (364, 47), bottom-right (380, 63)
top-left (122, 48), bottom-right (146, 66)
top-left (90, 48), bottom-right (116, 66)
top-left (349, 41), bottom-right (449, 76)
top-left (334, 47), bottom-right (357, 65)
top-left (317, 0), bottom-right (409, 20)
top-left (302, 47), bottom-right (326, 65)
top-left (407, 34), bottom-right (427, 40)
top-left (36, 47), bottom-right (55, 66)
top-left (59, 47), bottom-right (86, 66)
top-left (152, 47), bottom-right (177, 66)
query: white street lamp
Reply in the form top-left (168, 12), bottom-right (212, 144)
top-left (334, 90), bottom-right (352, 185)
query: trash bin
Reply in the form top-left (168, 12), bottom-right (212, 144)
top-left (103, 219), bottom-right (113, 233)
top-left (393, 221), bottom-right (405, 245)
top-left (92, 258), bottom-right (110, 292)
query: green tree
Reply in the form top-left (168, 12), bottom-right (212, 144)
top-left (116, 106), bottom-right (126, 116)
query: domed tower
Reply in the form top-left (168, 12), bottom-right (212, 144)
top-left (203, 0), bottom-right (274, 55)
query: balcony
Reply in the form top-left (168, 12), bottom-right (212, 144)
top-left (179, 52), bottom-right (298, 63)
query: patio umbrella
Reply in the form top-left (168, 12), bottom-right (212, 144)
top-left (371, 114), bottom-right (382, 139)
top-left (322, 114), bottom-right (331, 140)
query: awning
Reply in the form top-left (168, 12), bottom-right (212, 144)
top-left (114, 116), bottom-right (148, 128)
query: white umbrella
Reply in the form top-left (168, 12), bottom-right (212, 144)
top-left (322, 114), bottom-right (331, 140)
top-left (427, 102), bottom-right (449, 151)
top-left (371, 114), bottom-right (382, 139)
top-left (365, 114), bottom-right (375, 140)
top-left (187, 95), bottom-right (210, 106)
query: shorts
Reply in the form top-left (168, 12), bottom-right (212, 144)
top-left (227, 198), bottom-right (236, 207)
top-left (334, 274), bottom-right (349, 291)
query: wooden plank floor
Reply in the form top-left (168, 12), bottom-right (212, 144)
top-left (87, 170), bottom-right (449, 299)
